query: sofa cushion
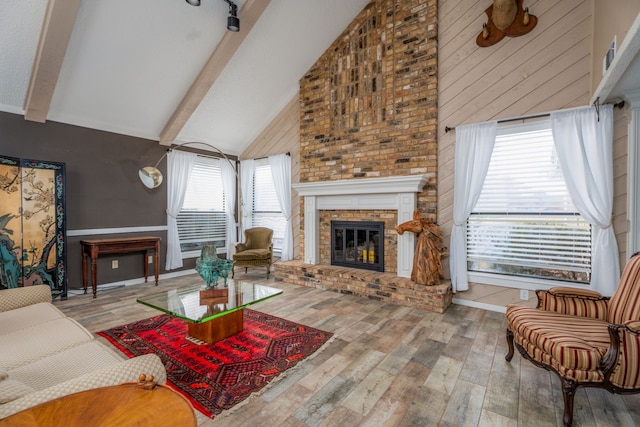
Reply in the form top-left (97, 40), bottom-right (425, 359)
top-left (0, 285), bottom-right (51, 314)
top-left (0, 302), bottom-right (66, 336)
top-left (507, 304), bottom-right (611, 382)
top-left (0, 318), bottom-right (94, 370)
top-left (0, 379), bottom-right (34, 404)
top-left (8, 341), bottom-right (124, 392)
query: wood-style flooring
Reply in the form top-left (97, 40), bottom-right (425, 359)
top-left (54, 273), bottom-right (640, 427)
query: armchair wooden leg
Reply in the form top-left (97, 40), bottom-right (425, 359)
top-left (561, 378), bottom-right (577, 427)
top-left (231, 266), bottom-right (235, 278)
top-left (505, 328), bottom-right (515, 362)
top-left (266, 264), bottom-right (270, 279)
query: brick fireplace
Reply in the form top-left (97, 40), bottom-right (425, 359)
top-left (293, 175), bottom-right (430, 278)
top-left (274, 0), bottom-right (452, 312)
top-left (275, 175), bottom-right (452, 313)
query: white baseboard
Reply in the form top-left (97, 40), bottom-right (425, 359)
top-left (452, 297), bottom-right (507, 314)
top-left (67, 269), bottom-right (196, 295)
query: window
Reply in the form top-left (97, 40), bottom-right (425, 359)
top-left (466, 120), bottom-right (592, 284)
top-left (252, 158), bottom-right (286, 252)
top-left (177, 156), bottom-right (227, 257)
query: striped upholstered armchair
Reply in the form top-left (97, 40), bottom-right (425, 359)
top-left (506, 252), bottom-right (640, 427)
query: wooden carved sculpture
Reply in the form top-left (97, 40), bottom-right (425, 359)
top-left (396, 210), bottom-right (446, 286)
top-left (476, 0), bottom-right (537, 47)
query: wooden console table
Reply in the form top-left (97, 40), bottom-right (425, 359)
top-left (81, 236), bottom-right (160, 298)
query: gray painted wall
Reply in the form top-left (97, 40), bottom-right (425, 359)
top-left (0, 111), bottom-right (179, 290)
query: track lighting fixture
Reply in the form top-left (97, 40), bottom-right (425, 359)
top-left (224, 0), bottom-right (239, 32)
top-left (185, 0), bottom-right (239, 32)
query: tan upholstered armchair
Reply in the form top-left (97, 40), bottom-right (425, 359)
top-left (506, 253), bottom-right (640, 427)
top-left (232, 227), bottom-right (273, 279)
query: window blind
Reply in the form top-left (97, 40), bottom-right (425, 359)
top-left (177, 156), bottom-right (227, 254)
top-left (252, 158), bottom-right (286, 250)
top-left (467, 121), bottom-right (591, 283)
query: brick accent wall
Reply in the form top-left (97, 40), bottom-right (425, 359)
top-left (299, 0), bottom-right (438, 218)
top-left (276, 0), bottom-right (450, 312)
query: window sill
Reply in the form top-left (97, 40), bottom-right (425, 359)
top-left (181, 249), bottom-right (228, 259)
top-left (468, 271), bottom-right (591, 292)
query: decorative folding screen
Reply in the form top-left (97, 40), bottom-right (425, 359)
top-left (0, 155), bottom-right (67, 299)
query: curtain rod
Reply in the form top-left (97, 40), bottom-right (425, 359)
top-left (252, 152), bottom-right (291, 161)
top-left (444, 100), bottom-right (625, 133)
top-left (179, 150), bottom-right (291, 162)
top-left (167, 143), bottom-right (237, 161)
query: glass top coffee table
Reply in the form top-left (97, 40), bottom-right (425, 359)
top-left (137, 280), bottom-right (282, 344)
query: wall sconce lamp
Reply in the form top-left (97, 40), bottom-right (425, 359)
top-left (139, 141), bottom-right (237, 189)
top-left (185, 0), bottom-right (239, 32)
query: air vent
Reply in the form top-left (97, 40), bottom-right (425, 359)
top-left (603, 36), bottom-right (616, 75)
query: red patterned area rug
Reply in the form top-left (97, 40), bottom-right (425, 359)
top-left (98, 309), bottom-right (333, 418)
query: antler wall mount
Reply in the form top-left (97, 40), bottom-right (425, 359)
top-left (476, 0), bottom-right (537, 47)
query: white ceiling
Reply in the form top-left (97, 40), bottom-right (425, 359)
top-left (0, 0), bottom-right (370, 155)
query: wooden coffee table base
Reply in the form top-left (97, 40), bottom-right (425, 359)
top-left (187, 309), bottom-right (244, 344)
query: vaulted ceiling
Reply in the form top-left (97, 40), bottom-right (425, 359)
top-left (1, 0), bottom-right (370, 155)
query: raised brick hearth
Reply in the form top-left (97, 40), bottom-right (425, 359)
top-left (275, 261), bottom-right (452, 314)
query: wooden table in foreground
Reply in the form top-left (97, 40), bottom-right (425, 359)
top-left (137, 280), bottom-right (282, 344)
top-left (81, 236), bottom-right (160, 298)
top-left (0, 381), bottom-right (196, 427)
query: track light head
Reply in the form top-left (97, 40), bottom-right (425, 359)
top-left (224, 0), bottom-right (239, 32)
top-left (227, 15), bottom-right (239, 32)
top-left (184, 0), bottom-right (239, 32)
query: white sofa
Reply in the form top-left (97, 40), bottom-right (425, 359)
top-left (0, 285), bottom-right (166, 419)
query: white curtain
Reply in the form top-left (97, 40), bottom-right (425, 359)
top-left (220, 160), bottom-right (237, 256)
top-left (269, 154), bottom-right (293, 261)
top-left (166, 150), bottom-right (196, 270)
top-left (551, 104), bottom-right (620, 295)
top-left (450, 121), bottom-right (498, 293)
top-left (240, 159), bottom-right (255, 234)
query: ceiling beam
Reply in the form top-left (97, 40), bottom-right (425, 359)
top-left (23, 0), bottom-right (83, 123)
top-left (159, 0), bottom-right (271, 146)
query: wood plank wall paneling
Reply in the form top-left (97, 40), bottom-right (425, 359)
top-left (238, 0), bottom-right (631, 275)
top-left (240, 95), bottom-right (301, 258)
top-left (436, 0), bottom-right (617, 279)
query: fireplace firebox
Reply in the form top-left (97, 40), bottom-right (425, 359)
top-left (331, 221), bottom-right (384, 272)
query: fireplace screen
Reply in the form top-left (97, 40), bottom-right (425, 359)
top-left (331, 221), bottom-right (384, 272)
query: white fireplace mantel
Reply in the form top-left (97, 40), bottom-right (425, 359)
top-left (292, 174), bottom-right (433, 278)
